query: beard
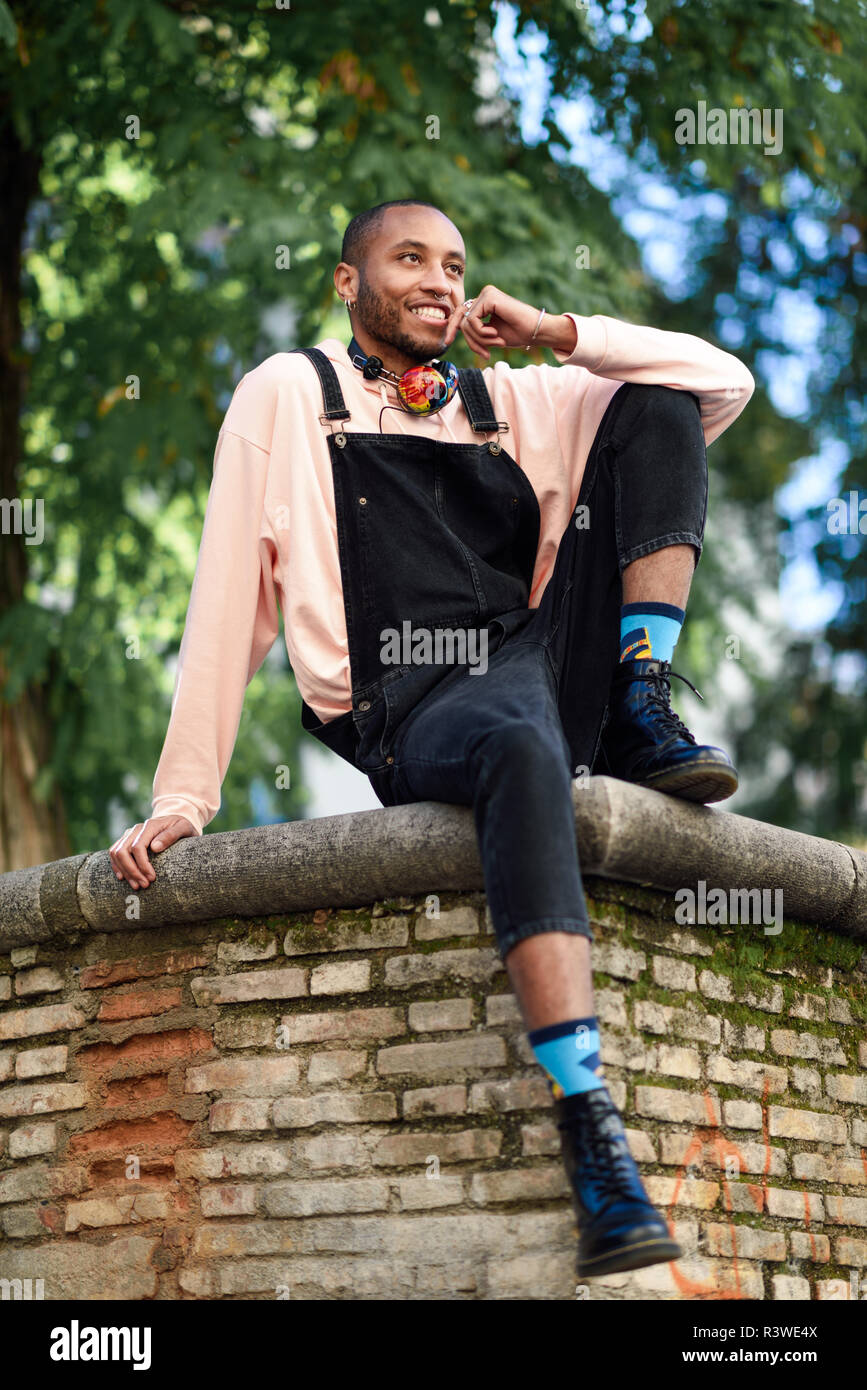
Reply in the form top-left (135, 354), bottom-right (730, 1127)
top-left (354, 274), bottom-right (447, 362)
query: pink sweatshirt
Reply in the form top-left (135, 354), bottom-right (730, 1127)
top-left (151, 312), bottom-right (754, 835)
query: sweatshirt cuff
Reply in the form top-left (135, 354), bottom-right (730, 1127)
top-left (553, 313), bottom-right (609, 372)
top-left (150, 798), bottom-right (205, 837)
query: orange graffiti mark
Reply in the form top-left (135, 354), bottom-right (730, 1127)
top-left (800, 1180), bottom-right (818, 1261)
top-left (667, 1082), bottom-right (773, 1301)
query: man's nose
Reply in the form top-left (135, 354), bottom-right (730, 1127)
top-left (420, 270), bottom-right (455, 301)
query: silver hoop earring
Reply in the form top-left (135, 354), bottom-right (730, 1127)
top-left (345, 298), bottom-right (356, 311)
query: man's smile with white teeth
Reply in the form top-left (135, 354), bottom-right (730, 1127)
top-left (410, 305), bottom-right (448, 321)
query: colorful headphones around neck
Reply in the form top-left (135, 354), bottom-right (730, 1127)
top-left (349, 337), bottom-right (458, 416)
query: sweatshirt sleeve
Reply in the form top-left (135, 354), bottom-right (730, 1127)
top-left (150, 426), bottom-right (281, 835)
top-left (553, 312), bottom-right (755, 445)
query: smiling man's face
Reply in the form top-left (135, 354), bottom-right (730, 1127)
top-left (336, 204), bottom-right (467, 372)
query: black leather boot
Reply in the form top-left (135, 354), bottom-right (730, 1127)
top-left (599, 657), bottom-right (738, 804)
top-left (555, 1087), bottom-right (682, 1277)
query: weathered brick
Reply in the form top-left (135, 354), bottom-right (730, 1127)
top-left (791, 1065), bottom-right (822, 1094)
top-left (827, 997), bottom-right (854, 1025)
top-left (9, 1121), bottom-right (57, 1158)
top-left (595, 988), bottom-right (628, 1028)
top-left (371, 1129), bottom-right (501, 1167)
top-left (722, 1099), bottom-right (763, 1129)
top-left (414, 905), bottom-right (479, 941)
top-left (788, 992), bottom-right (828, 1022)
top-left (790, 1231), bottom-right (830, 1262)
top-left (310, 960), bottom-right (371, 996)
top-left (825, 1073), bottom-right (867, 1104)
top-left (816, 1278), bottom-right (851, 1298)
top-left (652, 956), bottom-right (697, 992)
top-left (771, 1274), bottom-right (810, 1300)
top-left (723, 1020), bottom-right (765, 1052)
top-left (644, 1176), bottom-right (720, 1210)
top-left (0, 1234), bottom-right (158, 1299)
top-left (0, 1164), bottom-right (84, 1204)
top-left (698, 970), bottom-right (734, 1001)
top-left (175, 1143), bottom-right (292, 1179)
top-left (737, 983), bottom-right (784, 1014)
top-left (273, 1091), bottom-right (397, 1128)
top-left (217, 939), bottom-right (277, 964)
top-left (308, 1050), bottom-right (368, 1086)
top-left (707, 1056), bottom-right (788, 1093)
top-left (0, 1003), bottom-right (84, 1041)
top-left (213, 1017), bottom-right (275, 1049)
top-left (403, 1084), bottom-right (467, 1119)
top-left (200, 1184), bottom-right (258, 1218)
top-left (793, 1152), bottom-right (867, 1186)
top-left (858, 1040), bottom-right (867, 1068)
top-left (470, 1166), bottom-right (568, 1204)
top-left (384, 948), bottom-right (503, 988)
top-left (825, 1195), bottom-right (867, 1227)
top-left (835, 1235), bottom-right (867, 1266)
top-left (397, 1176), bottom-right (465, 1210)
top-left (770, 1030), bottom-right (847, 1066)
top-left (14, 966), bottom-right (64, 996)
top-left (659, 1132), bottom-right (786, 1178)
top-left (79, 948), bottom-right (210, 988)
top-left (0, 976), bottom-right (10, 1000)
top-left (192, 968), bottom-right (307, 1005)
top-left (98, 987), bottom-right (182, 1021)
top-left (376, 1035), bottom-right (506, 1079)
top-left (283, 917), bottom-right (410, 955)
top-left (704, 1222), bottom-right (785, 1261)
top-left (65, 1190), bottom-right (169, 1231)
top-left (283, 1007), bottom-right (405, 1044)
top-left (766, 1187), bottom-right (824, 1222)
top-left (10, 947), bottom-right (37, 968)
top-left (469, 1077), bottom-right (551, 1112)
top-left (592, 943), bottom-right (646, 981)
top-left (633, 1001), bottom-right (721, 1045)
top-left (76, 1027), bottom-right (212, 1072)
top-left (521, 1121), bottom-right (559, 1156)
top-left (209, 1098), bottom-right (273, 1132)
top-left (0, 1050), bottom-right (13, 1082)
top-left (769, 1105), bottom-right (847, 1145)
top-left (655, 1045), bottom-right (701, 1079)
top-left (69, 1111), bottom-right (193, 1155)
top-left (15, 1044), bottom-right (67, 1078)
top-left (408, 998), bottom-right (473, 1033)
top-left (265, 1179), bottom-right (390, 1216)
top-left (297, 1134), bottom-right (369, 1171)
top-left (485, 994), bottom-right (521, 1026)
top-left (600, 1031), bottom-right (648, 1071)
top-left (1, 1207), bottom-right (47, 1239)
top-left (635, 1086), bottom-right (720, 1126)
top-left (0, 1081), bottom-right (87, 1119)
top-left (185, 1056), bottom-right (300, 1095)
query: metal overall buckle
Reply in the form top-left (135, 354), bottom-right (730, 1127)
top-left (487, 422), bottom-right (511, 456)
top-left (320, 412), bottom-right (351, 448)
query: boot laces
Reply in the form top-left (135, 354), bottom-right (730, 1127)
top-left (630, 666), bottom-right (703, 752)
top-left (586, 1117), bottom-right (640, 1201)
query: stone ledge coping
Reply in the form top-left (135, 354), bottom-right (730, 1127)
top-left (0, 777), bottom-right (865, 951)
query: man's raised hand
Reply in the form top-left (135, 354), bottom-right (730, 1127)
top-left (109, 814), bottom-right (197, 889)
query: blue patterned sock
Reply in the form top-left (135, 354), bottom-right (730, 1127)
top-left (528, 1016), bottom-right (606, 1099)
top-left (620, 601), bottom-right (684, 663)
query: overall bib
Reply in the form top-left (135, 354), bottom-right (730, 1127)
top-left (295, 347), bottom-right (543, 806)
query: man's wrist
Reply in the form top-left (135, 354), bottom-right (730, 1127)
top-left (533, 311), bottom-right (578, 357)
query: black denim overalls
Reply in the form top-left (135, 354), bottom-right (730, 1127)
top-left (294, 347), bottom-right (543, 805)
top-left (293, 348), bottom-right (708, 959)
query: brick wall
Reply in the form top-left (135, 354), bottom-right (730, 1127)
top-left (1, 879), bottom-right (865, 1301)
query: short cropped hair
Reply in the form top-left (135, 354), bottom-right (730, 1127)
top-left (341, 200), bottom-right (446, 268)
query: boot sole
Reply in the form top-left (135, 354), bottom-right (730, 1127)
top-left (637, 763), bottom-right (738, 804)
top-left (577, 1236), bottom-right (683, 1278)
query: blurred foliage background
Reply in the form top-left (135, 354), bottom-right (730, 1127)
top-left (0, 0), bottom-right (864, 869)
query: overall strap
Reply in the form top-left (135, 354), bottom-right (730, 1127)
top-left (457, 366), bottom-right (500, 433)
top-left (291, 347), bottom-right (351, 423)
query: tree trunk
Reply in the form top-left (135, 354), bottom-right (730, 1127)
top-left (0, 122), bottom-right (70, 869)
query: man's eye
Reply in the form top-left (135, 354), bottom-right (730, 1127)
top-left (448, 264), bottom-right (464, 275)
top-left (401, 252), bottom-right (421, 262)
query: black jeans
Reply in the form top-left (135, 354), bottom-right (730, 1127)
top-left (382, 383), bottom-right (708, 961)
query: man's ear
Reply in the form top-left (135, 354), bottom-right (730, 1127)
top-left (334, 261), bottom-right (358, 302)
